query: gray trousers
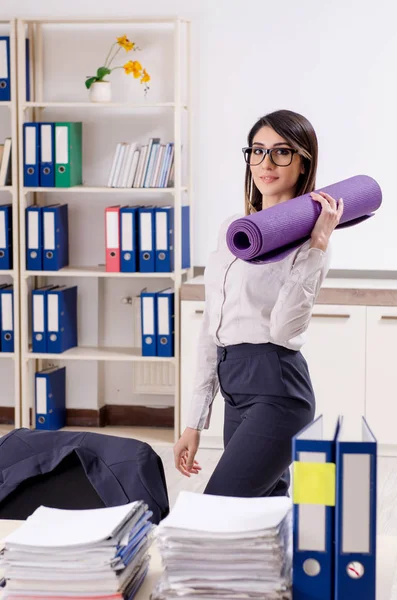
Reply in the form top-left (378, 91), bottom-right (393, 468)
top-left (203, 342), bottom-right (315, 497)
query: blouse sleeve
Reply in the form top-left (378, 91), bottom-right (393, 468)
top-left (269, 241), bottom-right (332, 346)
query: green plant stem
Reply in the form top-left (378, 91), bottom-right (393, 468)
top-left (106, 45), bottom-right (122, 68)
top-left (104, 42), bottom-right (117, 68)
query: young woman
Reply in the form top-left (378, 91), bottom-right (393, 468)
top-left (174, 109), bottom-right (344, 497)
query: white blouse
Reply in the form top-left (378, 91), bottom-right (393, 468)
top-left (186, 213), bottom-right (332, 431)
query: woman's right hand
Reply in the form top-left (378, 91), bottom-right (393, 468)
top-left (173, 427), bottom-right (202, 477)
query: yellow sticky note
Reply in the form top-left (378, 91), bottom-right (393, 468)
top-left (293, 461), bottom-right (336, 506)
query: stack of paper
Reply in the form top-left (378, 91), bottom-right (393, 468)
top-left (151, 491), bottom-right (292, 600)
top-left (1, 501), bottom-right (154, 600)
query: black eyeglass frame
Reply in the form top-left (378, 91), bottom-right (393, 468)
top-left (242, 146), bottom-right (300, 167)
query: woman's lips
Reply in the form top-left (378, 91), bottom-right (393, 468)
top-left (260, 176), bottom-right (279, 184)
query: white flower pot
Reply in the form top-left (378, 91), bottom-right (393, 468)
top-left (89, 81), bottom-right (112, 103)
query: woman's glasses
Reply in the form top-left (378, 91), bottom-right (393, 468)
top-left (242, 146), bottom-right (299, 167)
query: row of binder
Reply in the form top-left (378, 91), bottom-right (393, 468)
top-left (0, 284), bottom-right (14, 352)
top-left (26, 204), bottom-right (69, 271)
top-left (0, 138), bottom-right (12, 186)
top-left (106, 205), bottom-right (190, 273)
top-left (35, 366), bottom-right (66, 430)
top-left (140, 288), bottom-right (174, 357)
top-left (0, 36), bottom-right (30, 101)
top-left (292, 415), bottom-right (377, 600)
top-left (108, 138), bottom-right (175, 189)
top-left (0, 204), bottom-right (12, 269)
top-left (32, 285), bottom-right (77, 354)
top-left (23, 122), bottom-right (83, 188)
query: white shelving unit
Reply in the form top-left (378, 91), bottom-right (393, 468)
top-left (0, 19), bottom-right (21, 428)
top-left (16, 17), bottom-right (193, 445)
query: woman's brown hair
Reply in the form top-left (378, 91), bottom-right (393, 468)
top-left (244, 109), bottom-right (318, 215)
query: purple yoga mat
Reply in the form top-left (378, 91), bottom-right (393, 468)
top-left (226, 175), bottom-right (382, 264)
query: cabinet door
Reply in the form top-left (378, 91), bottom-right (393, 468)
top-left (301, 305), bottom-right (366, 437)
top-left (180, 301), bottom-right (224, 448)
top-left (366, 306), bottom-right (397, 446)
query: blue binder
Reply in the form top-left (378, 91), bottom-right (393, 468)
top-left (155, 207), bottom-right (174, 272)
top-left (138, 207), bottom-right (156, 272)
top-left (23, 123), bottom-right (40, 187)
top-left (140, 290), bottom-right (157, 357)
top-left (0, 37), bottom-right (10, 102)
top-left (42, 203), bottom-right (69, 271)
top-left (154, 206), bottom-right (191, 272)
top-left (31, 285), bottom-right (58, 353)
top-left (292, 415), bottom-right (341, 600)
top-left (120, 206), bottom-right (139, 273)
top-left (46, 285), bottom-right (78, 354)
top-left (181, 205), bottom-right (191, 269)
top-left (35, 367), bottom-right (66, 430)
top-left (0, 284), bottom-right (10, 351)
top-left (156, 288), bottom-right (174, 357)
top-left (25, 38), bottom-right (31, 102)
top-left (26, 205), bottom-right (43, 270)
top-left (0, 285), bottom-right (14, 352)
top-left (39, 123), bottom-right (55, 187)
top-left (334, 417), bottom-right (377, 600)
top-left (0, 204), bottom-right (12, 270)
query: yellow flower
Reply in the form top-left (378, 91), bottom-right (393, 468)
top-left (141, 69), bottom-right (150, 84)
top-left (117, 35), bottom-right (135, 52)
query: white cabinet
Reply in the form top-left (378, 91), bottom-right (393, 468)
top-left (366, 307), bottom-right (397, 446)
top-left (180, 301), bottom-right (224, 448)
top-left (301, 305), bottom-right (367, 437)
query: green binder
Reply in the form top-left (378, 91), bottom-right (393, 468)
top-left (55, 122), bottom-right (83, 187)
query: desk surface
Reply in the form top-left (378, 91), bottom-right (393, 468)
top-left (0, 521), bottom-right (396, 600)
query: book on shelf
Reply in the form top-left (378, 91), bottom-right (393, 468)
top-left (108, 137), bottom-right (175, 189)
top-left (0, 138), bottom-right (12, 186)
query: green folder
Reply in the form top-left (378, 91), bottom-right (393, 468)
top-left (55, 122), bottom-right (83, 187)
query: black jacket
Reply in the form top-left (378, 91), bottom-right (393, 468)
top-left (0, 428), bottom-right (169, 524)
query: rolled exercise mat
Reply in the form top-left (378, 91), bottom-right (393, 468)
top-left (226, 175), bottom-right (382, 264)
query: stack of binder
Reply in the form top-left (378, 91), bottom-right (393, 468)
top-left (32, 285), bottom-right (78, 354)
top-left (26, 203), bottom-right (69, 271)
top-left (0, 284), bottom-right (14, 352)
top-left (105, 205), bottom-right (190, 273)
top-left (23, 122), bottom-right (82, 188)
top-left (292, 415), bottom-right (377, 600)
top-left (140, 288), bottom-right (174, 357)
top-left (152, 491), bottom-right (293, 600)
top-left (1, 501), bottom-right (154, 599)
top-left (0, 204), bottom-right (13, 269)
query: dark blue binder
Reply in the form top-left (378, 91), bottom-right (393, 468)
top-left (155, 206), bottom-right (174, 272)
top-left (334, 417), bottom-right (377, 600)
top-left (26, 205), bottom-right (43, 270)
top-left (0, 37), bottom-right (10, 102)
top-left (138, 207), bottom-right (156, 272)
top-left (0, 204), bottom-right (12, 270)
top-left (35, 367), bottom-right (66, 430)
top-left (181, 205), bottom-right (191, 269)
top-left (292, 415), bottom-right (341, 600)
top-left (46, 285), bottom-right (78, 354)
top-left (156, 288), bottom-right (174, 357)
top-left (23, 123), bottom-right (40, 187)
top-left (31, 285), bottom-right (58, 354)
top-left (140, 290), bottom-right (157, 357)
top-left (120, 206), bottom-right (139, 273)
top-left (42, 203), bottom-right (69, 271)
top-left (0, 285), bottom-right (14, 352)
top-left (39, 123), bottom-right (55, 187)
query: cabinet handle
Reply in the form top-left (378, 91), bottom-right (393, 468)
top-left (312, 313), bottom-right (351, 319)
top-left (381, 315), bottom-right (397, 320)
top-left (195, 309), bottom-right (204, 315)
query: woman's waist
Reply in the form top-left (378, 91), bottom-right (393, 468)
top-left (216, 342), bottom-right (300, 360)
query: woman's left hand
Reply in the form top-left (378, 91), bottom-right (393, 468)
top-left (309, 191), bottom-right (344, 251)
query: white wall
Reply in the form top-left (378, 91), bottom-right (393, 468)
top-left (1, 0), bottom-right (394, 273)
